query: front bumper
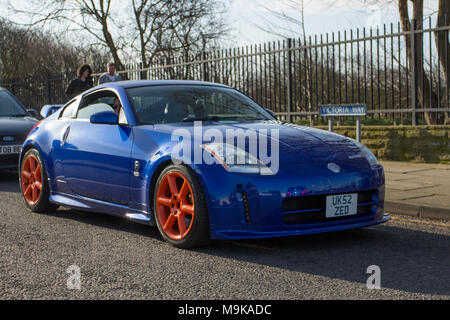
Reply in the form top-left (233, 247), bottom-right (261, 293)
top-left (214, 214), bottom-right (390, 240)
top-left (0, 154), bottom-right (20, 169)
top-left (195, 162), bottom-right (388, 240)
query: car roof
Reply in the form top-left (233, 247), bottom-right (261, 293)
top-left (0, 86), bottom-right (16, 96)
top-left (96, 80), bottom-right (232, 90)
top-left (0, 86), bottom-right (27, 110)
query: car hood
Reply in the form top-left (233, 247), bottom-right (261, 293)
top-left (0, 117), bottom-right (38, 136)
top-left (146, 121), bottom-right (369, 167)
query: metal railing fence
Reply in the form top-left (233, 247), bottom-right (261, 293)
top-left (2, 18), bottom-right (449, 125)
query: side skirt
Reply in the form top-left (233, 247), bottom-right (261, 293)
top-left (49, 192), bottom-right (155, 226)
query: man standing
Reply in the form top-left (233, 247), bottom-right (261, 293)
top-left (98, 62), bottom-right (123, 85)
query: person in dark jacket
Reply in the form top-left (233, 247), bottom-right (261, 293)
top-left (66, 64), bottom-right (93, 99)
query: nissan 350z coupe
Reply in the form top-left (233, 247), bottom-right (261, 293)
top-left (19, 80), bottom-right (389, 248)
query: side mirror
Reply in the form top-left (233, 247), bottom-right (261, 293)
top-left (265, 108), bottom-right (275, 118)
top-left (27, 109), bottom-right (41, 119)
top-left (90, 111), bottom-right (119, 125)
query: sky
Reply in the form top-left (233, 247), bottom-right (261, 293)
top-left (226, 0), bottom-right (440, 46)
top-left (0, 0), bottom-right (441, 48)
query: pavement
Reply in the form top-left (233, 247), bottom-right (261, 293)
top-left (0, 164), bottom-right (449, 300)
top-left (381, 161), bottom-right (450, 220)
top-left (0, 169), bottom-right (449, 299)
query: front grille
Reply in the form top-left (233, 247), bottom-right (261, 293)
top-left (283, 190), bottom-right (377, 225)
top-left (0, 134), bottom-right (26, 146)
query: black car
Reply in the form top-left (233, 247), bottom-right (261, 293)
top-left (0, 87), bottom-right (39, 170)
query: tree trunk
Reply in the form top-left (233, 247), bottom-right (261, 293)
top-left (101, 22), bottom-right (123, 70)
top-left (434, 0), bottom-right (450, 124)
top-left (398, 0), bottom-right (441, 124)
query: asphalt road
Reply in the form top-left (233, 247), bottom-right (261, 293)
top-left (0, 170), bottom-right (449, 300)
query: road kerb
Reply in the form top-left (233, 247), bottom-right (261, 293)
top-left (385, 201), bottom-right (420, 217)
top-left (419, 205), bottom-right (450, 220)
top-left (385, 200), bottom-right (450, 221)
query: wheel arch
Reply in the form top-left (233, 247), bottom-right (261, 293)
top-left (148, 159), bottom-right (173, 214)
top-left (146, 159), bottom-right (213, 224)
top-left (20, 142), bottom-right (45, 173)
top-left (19, 142), bottom-right (54, 193)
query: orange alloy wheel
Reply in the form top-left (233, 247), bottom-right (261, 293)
top-left (156, 171), bottom-right (195, 240)
top-left (21, 155), bottom-right (43, 206)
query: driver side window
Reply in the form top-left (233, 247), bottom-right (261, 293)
top-left (77, 91), bottom-right (126, 123)
top-left (77, 103), bottom-right (114, 120)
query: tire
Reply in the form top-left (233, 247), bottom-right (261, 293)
top-left (20, 148), bottom-right (59, 213)
top-left (153, 164), bottom-right (210, 248)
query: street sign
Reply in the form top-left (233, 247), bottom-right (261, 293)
top-left (319, 104), bottom-right (367, 142)
top-left (319, 104), bottom-right (367, 116)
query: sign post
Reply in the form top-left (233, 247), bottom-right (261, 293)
top-left (319, 104), bottom-right (367, 142)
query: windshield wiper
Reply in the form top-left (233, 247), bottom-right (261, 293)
top-left (182, 116), bottom-right (220, 122)
top-left (7, 114), bottom-right (27, 117)
top-left (239, 117), bottom-right (267, 121)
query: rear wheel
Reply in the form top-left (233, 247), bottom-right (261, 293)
top-left (153, 164), bottom-right (210, 248)
top-left (20, 149), bottom-right (58, 213)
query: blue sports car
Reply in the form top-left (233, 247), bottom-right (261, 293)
top-left (19, 80), bottom-right (389, 248)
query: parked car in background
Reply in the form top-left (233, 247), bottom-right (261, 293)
top-left (0, 87), bottom-right (39, 170)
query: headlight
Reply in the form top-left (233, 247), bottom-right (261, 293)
top-left (352, 139), bottom-right (379, 166)
top-left (201, 143), bottom-right (273, 175)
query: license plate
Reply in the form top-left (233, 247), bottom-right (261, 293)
top-left (0, 145), bottom-right (22, 155)
top-left (326, 193), bottom-right (358, 218)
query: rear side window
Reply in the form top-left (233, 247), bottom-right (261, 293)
top-left (60, 100), bottom-right (78, 118)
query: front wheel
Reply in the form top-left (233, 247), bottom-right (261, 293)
top-left (20, 149), bottom-right (58, 213)
top-left (153, 164), bottom-right (210, 248)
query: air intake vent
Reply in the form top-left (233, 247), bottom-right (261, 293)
top-left (282, 190), bottom-right (377, 225)
top-left (239, 191), bottom-right (251, 223)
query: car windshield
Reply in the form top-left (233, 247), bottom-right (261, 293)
top-left (126, 85), bottom-right (275, 125)
top-left (0, 90), bottom-right (27, 117)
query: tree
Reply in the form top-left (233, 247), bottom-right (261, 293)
top-left (8, 0), bottom-right (126, 69)
top-left (254, 0), bottom-right (316, 124)
top-left (131, 0), bottom-right (175, 68)
top-left (0, 18), bottom-right (87, 80)
top-left (434, 0), bottom-right (450, 124)
top-left (131, 0), bottom-right (229, 68)
top-left (7, 0), bottom-right (230, 71)
top-left (254, 0), bottom-right (448, 124)
top-left (253, 0), bottom-right (308, 39)
top-left (398, 0), bottom-right (446, 124)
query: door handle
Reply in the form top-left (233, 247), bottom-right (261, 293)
top-left (60, 125), bottom-right (71, 146)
